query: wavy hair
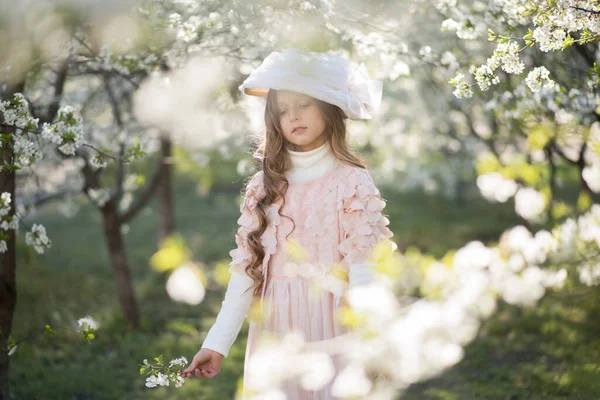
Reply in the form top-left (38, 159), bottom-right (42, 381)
top-left (242, 89), bottom-right (367, 297)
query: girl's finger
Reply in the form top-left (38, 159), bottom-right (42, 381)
top-left (201, 369), bottom-right (212, 379)
top-left (194, 368), bottom-right (204, 379)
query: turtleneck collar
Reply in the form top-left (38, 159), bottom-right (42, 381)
top-left (285, 140), bottom-right (338, 184)
top-left (287, 140), bottom-right (331, 168)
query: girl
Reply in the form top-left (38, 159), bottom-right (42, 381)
top-left (182, 48), bottom-right (394, 399)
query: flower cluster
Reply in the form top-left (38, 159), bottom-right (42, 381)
top-left (525, 66), bottom-right (556, 92)
top-left (88, 187), bottom-right (111, 207)
top-left (442, 0), bottom-right (599, 99)
top-left (440, 17), bottom-right (485, 40)
top-left (0, 93), bottom-right (42, 168)
top-left (141, 355), bottom-right (186, 388)
top-left (489, 41), bottom-right (525, 74)
top-left (449, 72), bottom-right (473, 99)
top-left (0, 195), bottom-right (17, 252)
top-left (25, 224), bottom-right (52, 255)
top-left (476, 172), bottom-right (518, 203)
top-left (532, 25), bottom-right (567, 52)
top-left (473, 63), bottom-right (500, 91)
top-left (77, 316), bottom-right (98, 341)
top-left (41, 105), bottom-right (85, 156)
top-left (0, 193), bottom-right (12, 218)
top-left (0, 193), bottom-right (52, 254)
top-left (476, 172), bottom-right (548, 222)
top-left (0, 93), bottom-right (38, 130)
top-left (90, 154), bottom-right (108, 169)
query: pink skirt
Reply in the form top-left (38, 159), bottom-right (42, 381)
top-left (242, 273), bottom-right (348, 400)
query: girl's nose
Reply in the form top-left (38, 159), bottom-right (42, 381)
top-left (288, 108), bottom-right (299, 122)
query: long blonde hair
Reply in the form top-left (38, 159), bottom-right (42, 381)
top-left (243, 89), bottom-right (366, 297)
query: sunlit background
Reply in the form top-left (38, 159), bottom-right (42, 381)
top-left (1, 0), bottom-right (600, 398)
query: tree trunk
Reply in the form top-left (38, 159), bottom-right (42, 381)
top-left (0, 133), bottom-right (17, 400)
top-left (0, 82), bottom-right (25, 400)
top-left (157, 136), bottom-right (174, 247)
top-left (100, 202), bottom-right (140, 328)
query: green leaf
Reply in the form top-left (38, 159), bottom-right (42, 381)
top-left (562, 34), bottom-right (575, 50)
top-left (551, 202), bottom-right (571, 220)
top-left (527, 124), bottom-right (552, 150)
top-left (154, 354), bottom-right (164, 366)
top-left (140, 366), bottom-right (148, 375)
top-left (488, 28), bottom-right (496, 41)
top-left (578, 191), bottom-right (592, 211)
top-left (45, 324), bottom-right (56, 335)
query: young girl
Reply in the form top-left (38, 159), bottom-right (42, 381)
top-left (182, 48), bottom-right (394, 399)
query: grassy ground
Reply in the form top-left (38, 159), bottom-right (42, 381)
top-left (9, 168), bottom-right (600, 399)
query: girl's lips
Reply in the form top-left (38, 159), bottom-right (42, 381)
top-left (292, 127), bottom-right (307, 134)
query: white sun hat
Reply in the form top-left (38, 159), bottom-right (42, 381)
top-left (239, 48), bottom-right (383, 120)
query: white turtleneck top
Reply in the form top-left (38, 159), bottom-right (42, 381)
top-left (285, 140), bottom-right (339, 184)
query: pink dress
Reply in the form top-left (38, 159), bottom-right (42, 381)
top-left (229, 160), bottom-right (394, 399)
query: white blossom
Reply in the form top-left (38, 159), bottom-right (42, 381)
top-left (25, 224), bottom-right (52, 254)
top-left (168, 356), bottom-right (188, 369)
top-left (514, 187), bottom-right (546, 221)
top-left (491, 41), bottom-right (524, 74)
top-left (476, 172), bottom-right (518, 202)
top-left (166, 263), bottom-right (206, 305)
top-left (90, 154), bottom-right (108, 169)
top-left (582, 160), bottom-right (600, 193)
top-left (450, 72), bottom-right (473, 99)
top-left (474, 64), bottom-right (500, 91)
top-left (533, 26), bottom-right (567, 52)
top-left (41, 105), bottom-right (85, 156)
top-left (77, 316), bottom-right (98, 330)
top-left (88, 188), bottom-right (111, 207)
top-left (525, 67), bottom-right (555, 93)
top-left (0, 193), bottom-right (11, 217)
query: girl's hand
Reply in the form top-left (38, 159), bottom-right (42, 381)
top-left (181, 348), bottom-right (224, 380)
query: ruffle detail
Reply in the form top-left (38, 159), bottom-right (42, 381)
top-left (228, 172), bottom-right (282, 288)
top-left (336, 167), bottom-right (394, 271)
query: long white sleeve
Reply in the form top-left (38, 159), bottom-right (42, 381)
top-left (348, 262), bottom-right (376, 286)
top-left (200, 270), bottom-right (255, 357)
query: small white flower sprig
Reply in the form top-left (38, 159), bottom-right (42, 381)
top-left (4, 316), bottom-right (98, 358)
top-left (140, 355), bottom-right (187, 388)
top-left (0, 192), bottom-right (52, 254)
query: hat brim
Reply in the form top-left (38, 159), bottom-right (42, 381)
top-left (243, 86), bottom-right (351, 119)
top-left (243, 88), bottom-right (269, 97)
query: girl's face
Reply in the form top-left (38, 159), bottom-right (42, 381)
top-left (276, 90), bottom-right (327, 152)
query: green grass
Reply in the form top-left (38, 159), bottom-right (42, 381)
top-left (9, 169), bottom-right (600, 399)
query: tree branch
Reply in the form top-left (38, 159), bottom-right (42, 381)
top-left (119, 156), bottom-right (166, 224)
top-left (42, 61), bottom-right (69, 124)
top-left (102, 74), bottom-right (127, 204)
top-left (571, 6), bottom-right (600, 15)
